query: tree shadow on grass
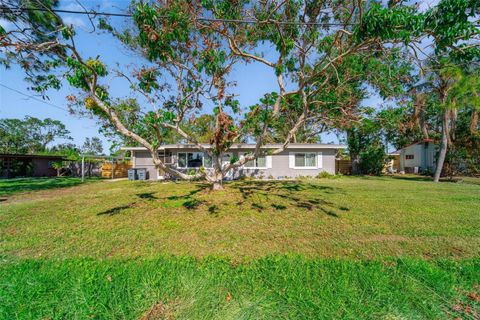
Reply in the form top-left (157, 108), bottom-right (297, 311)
top-left (161, 184), bottom-right (210, 210)
top-left (136, 192), bottom-right (159, 200)
top-left (231, 180), bottom-right (348, 217)
top-left (97, 203), bottom-right (136, 216)
top-left (388, 175), bottom-right (433, 182)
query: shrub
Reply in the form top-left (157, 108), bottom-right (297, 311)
top-left (316, 171), bottom-right (341, 179)
top-left (359, 145), bottom-right (386, 175)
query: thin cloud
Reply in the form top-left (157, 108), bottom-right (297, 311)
top-left (63, 16), bottom-right (86, 28)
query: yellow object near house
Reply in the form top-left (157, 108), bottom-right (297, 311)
top-left (101, 161), bottom-right (132, 178)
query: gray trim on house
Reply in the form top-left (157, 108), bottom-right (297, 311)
top-left (122, 144), bottom-right (346, 180)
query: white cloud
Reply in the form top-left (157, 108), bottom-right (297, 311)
top-left (63, 16), bottom-right (87, 28)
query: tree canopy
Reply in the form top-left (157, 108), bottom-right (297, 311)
top-left (0, 116), bottom-right (71, 154)
top-left (1, 0), bottom-right (479, 186)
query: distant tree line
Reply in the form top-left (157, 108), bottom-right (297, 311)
top-left (0, 116), bottom-right (104, 157)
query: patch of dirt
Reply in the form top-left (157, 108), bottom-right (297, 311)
top-left (140, 301), bottom-right (177, 320)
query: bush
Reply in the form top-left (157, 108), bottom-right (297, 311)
top-left (358, 145), bottom-right (386, 175)
top-left (316, 171), bottom-right (336, 179)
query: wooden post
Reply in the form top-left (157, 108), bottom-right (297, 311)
top-left (81, 155), bottom-right (85, 182)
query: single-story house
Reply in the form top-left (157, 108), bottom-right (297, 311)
top-left (122, 143), bottom-right (346, 180)
top-left (0, 154), bottom-right (65, 178)
top-left (394, 139), bottom-right (438, 174)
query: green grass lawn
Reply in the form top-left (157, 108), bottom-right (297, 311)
top-left (1, 176), bottom-right (479, 319)
top-left (0, 176), bottom-right (97, 197)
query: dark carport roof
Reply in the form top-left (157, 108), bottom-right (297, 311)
top-left (0, 154), bottom-right (67, 160)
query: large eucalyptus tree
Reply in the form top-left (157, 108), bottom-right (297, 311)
top-left (1, 0), bottom-right (479, 188)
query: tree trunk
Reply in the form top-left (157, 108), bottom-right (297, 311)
top-left (211, 169), bottom-right (224, 190)
top-left (471, 109), bottom-right (478, 135)
top-left (351, 154), bottom-right (360, 175)
top-left (414, 93), bottom-right (429, 138)
top-left (433, 110), bottom-right (449, 183)
top-left (212, 181), bottom-right (224, 190)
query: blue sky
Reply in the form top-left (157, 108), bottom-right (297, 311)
top-left (0, 0), bottom-right (439, 153)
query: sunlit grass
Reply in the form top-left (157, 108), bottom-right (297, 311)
top-left (1, 176), bottom-right (479, 259)
top-left (1, 176), bottom-right (479, 319)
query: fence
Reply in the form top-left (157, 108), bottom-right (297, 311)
top-left (335, 159), bottom-right (352, 175)
top-left (101, 161), bottom-right (132, 178)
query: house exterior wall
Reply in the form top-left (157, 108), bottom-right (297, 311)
top-left (232, 148), bottom-right (336, 179)
top-left (399, 142), bottom-right (436, 172)
top-left (132, 150), bottom-right (158, 179)
top-left (132, 147), bottom-right (338, 180)
top-left (32, 158), bottom-right (57, 177)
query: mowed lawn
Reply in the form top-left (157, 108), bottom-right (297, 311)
top-left (1, 176), bottom-right (479, 319)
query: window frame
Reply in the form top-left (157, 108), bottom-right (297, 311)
top-left (176, 152), bottom-right (212, 169)
top-left (292, 152), bottom-right (317, 169)
top-left (241, 152), bottom-right (268, 169)
top-left (406, 154), bottom-right (414, 160)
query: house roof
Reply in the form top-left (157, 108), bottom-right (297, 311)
top-left (121, 143), bottom-right (347, 151)
top-left (393, 139), bottom-right (436, 153)
top-left (0, 153), bottom-right (67, 160)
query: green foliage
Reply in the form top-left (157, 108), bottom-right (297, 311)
top-left (355, 3), bottom-right (424, 44)
top-left (424, 0), bottom-right (480, 53)
top-left (137, 68), bottom-right (159, 93)
top-left (347, 118), bottom-right (387, 175)
top-left (133, 1), bottom-right (192, 62)
top-left (3, 0), bottom-right (480, 183)
top-left (356, 0), bottom-right (479, 55)
top-left (81, 137), bottom-right (103, 156)
top-left (358, 144), bottom-right (386, 176)
top-left (0, 116), bottom-right (72, 154)
top-left (0, 0), bottom-right (64, 70)
top-left (66, 57), bottom-right (108, 94)
top-left (315, 171), bottom-right (339, 179)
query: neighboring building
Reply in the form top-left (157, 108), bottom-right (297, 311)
top-left (122, 143), bottom-right (346, 180)
top-left (0, 154), bottom-right (65, 178)
top-left (395, 139), bottom-right (438, 174)
top-left (384, 153), bottom-right (400, 174)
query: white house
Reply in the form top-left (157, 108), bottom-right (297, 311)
top-left (122, 143), bottom-right (346, 180)
top-left (396, 139), bottom-right (437, 173)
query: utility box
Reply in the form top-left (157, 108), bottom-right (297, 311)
top-left (137, 168), bottom-right (148, 180)
top-left (128, 168), bottom-right (137, 180)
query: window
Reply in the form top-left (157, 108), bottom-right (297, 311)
top-left (177, 152), bottom-right (212, 168)
top-left (158, 151), bottom-right (173, 164)
top-left (242, 153), bottom-right (267, 168)
top-left (187, 152), bottom-right (203, 168)
top-left (406, 154), bottom-right (414, 160)
top-left (178, 153), bottom-right (187, 168)
top-left (294, 153), bottom-right (317, 168)
top-left (203, 154), bottom-right (213, 168)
